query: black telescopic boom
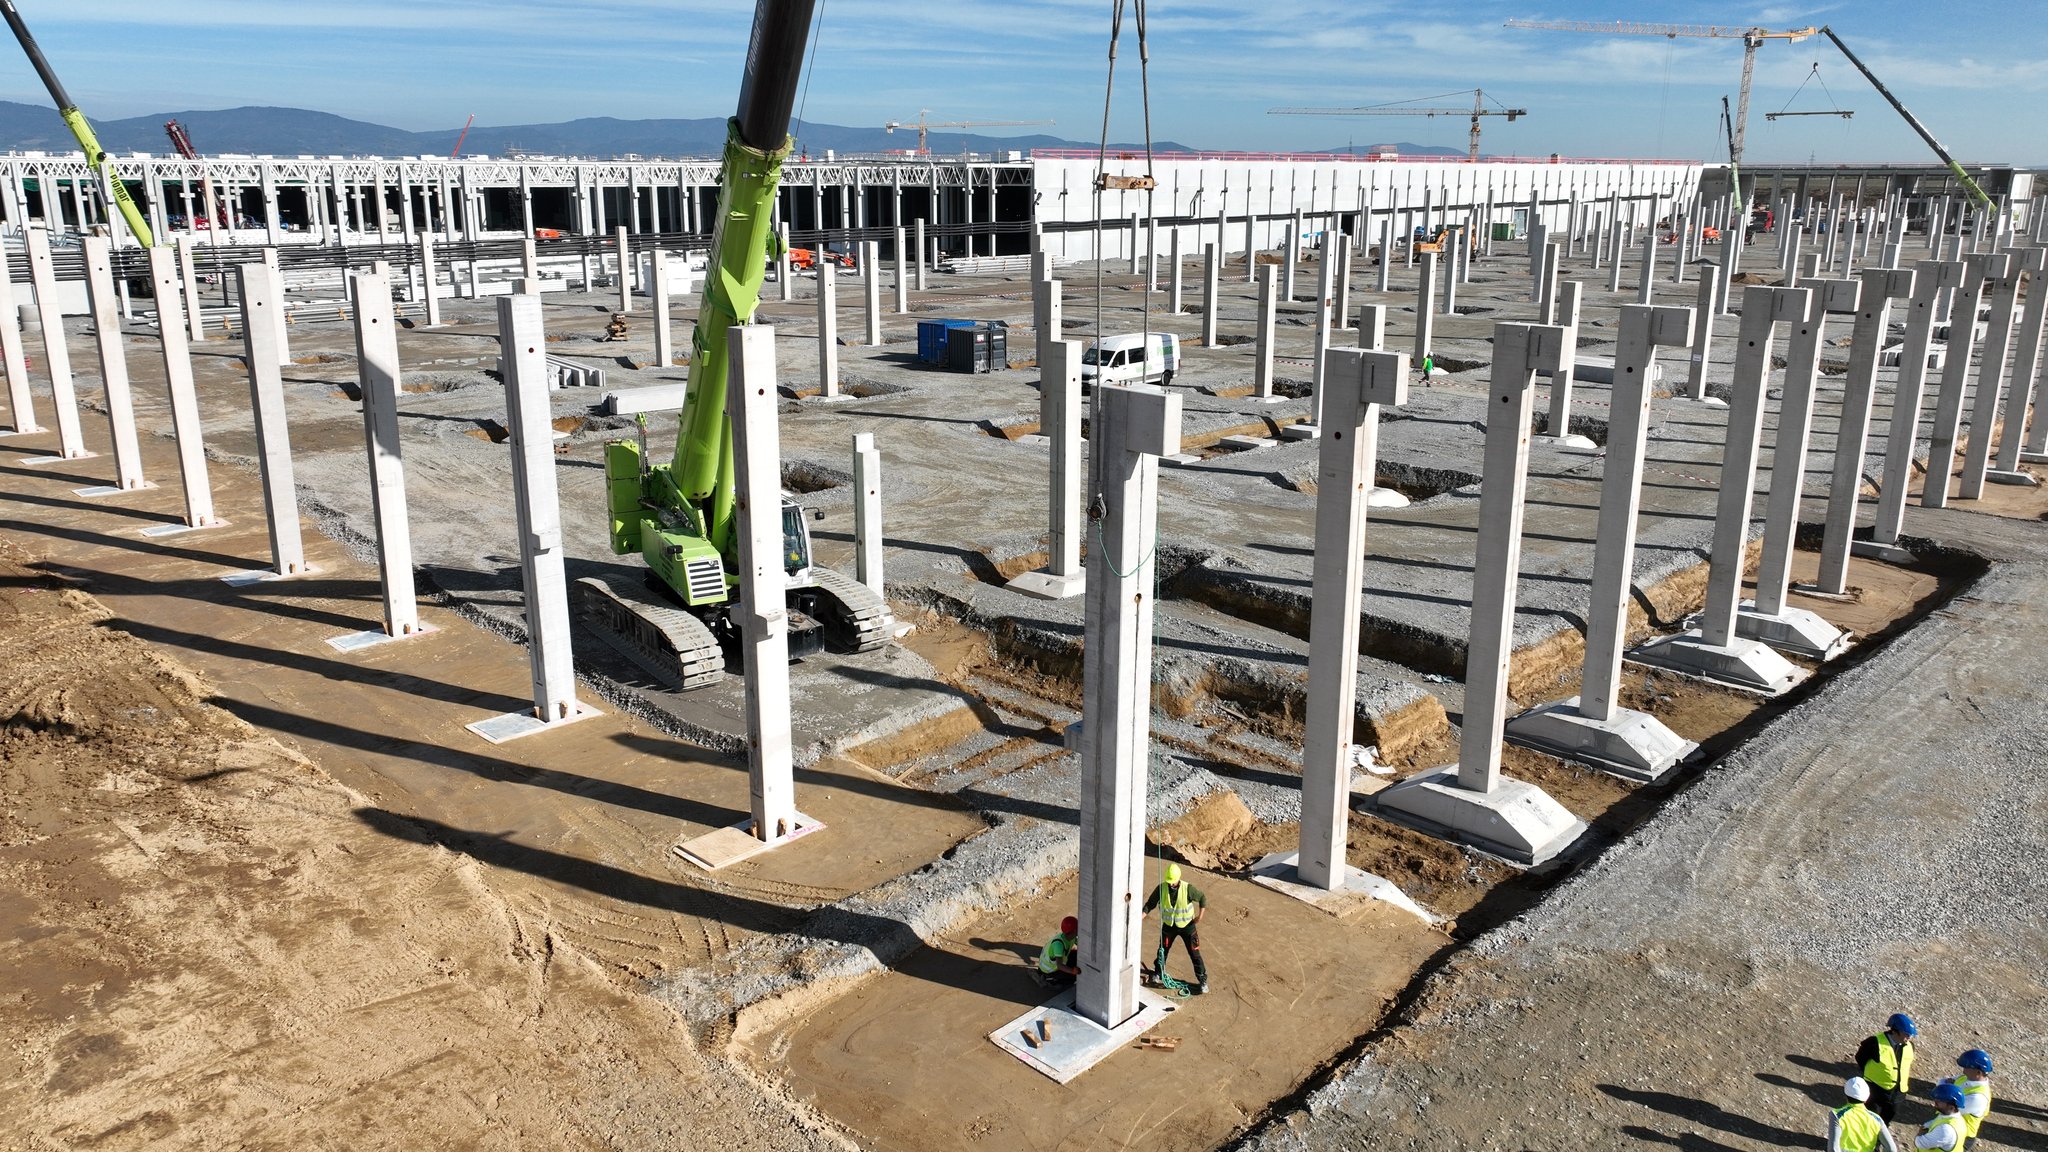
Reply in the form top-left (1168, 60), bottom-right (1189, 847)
top-left (0, 0), bottom-right (72, 110)
top-left (735, 0), bottom-right (817, 151)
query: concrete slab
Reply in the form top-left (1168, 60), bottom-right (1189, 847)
top-left (987, 986), bottom-right (1178, 1085)
top-left (1373, 767), bottom-right (1587, 866)
top-left (1503, 697), bottom-right (1698, 782)
top-left (672, 811), bottom-right (825, 871)
top-left (1248, 851), bottom-right (1440, 924)
top-left (1626, 629), bottom-right (1808, 696)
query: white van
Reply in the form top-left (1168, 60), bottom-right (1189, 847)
top-left (1080, 332), bottom-right (1180, 388)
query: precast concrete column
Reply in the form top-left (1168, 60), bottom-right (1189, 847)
top-left (1169, 229), bottom-right (1184, 315)
top-left (776, 222), bottom-right (793, 304)
top-left (420, 235), bottom-right (443, 327)
top-left (1870, 262), bottom-right (1963, 545)
top-left (1284, 210), bottom-right (1302, 301)
top-left (145, 247), bottom-right (220, 528)
top-left (82, 238), bottom-right (144, 489)
top-left (651, 250), bottom-right (675, 367)
top-left (1922, 253), bottom-right (2008, 509)
top-left (1456, 321), bottom-right (1564, 794)
top-left (352, 271), bottom-right (421, 637)
top-left (497, 292), bottom-right (582, 723)
top-left (894, 226), bottom-right (909, 313)
top-left (1356, 303), bottom-right (1386, 351)
top-left (615, 226), bottom-right (633, 311)
top-left (236, 263), bottom-right (304, 576)
top-left (1684, 266), bottom-right (1722, 401)
top-left (1007, 338), bottom-right (1086, 601)
top-left (1607, 219), bottom-right (1626, 293)
top-left (1253, 264), bottom-right (1277, 400)
top-left (1717, 224), bottom-right (1739, 317)
top-left (1995, 256), bottom-right (2048, 469)
top-left (727, 324), bottom-right (801, 842)
top-left (1412, 251), bottom-right (1438, 368)
top-left (914, 218), bottom-right (928, 291)
top-left (853, 432), bottom-right (884, 598)
top-left (1817, 266), bottom-right (1918, 592)
top-left (1753, 278), bottom-right (1861, 620)
top-left (259, 248), bottom-right (289, 364)
top-left (1537, 242), bottom-right (1562, 325)
top-left (1443, 234), bottom-right (1460, 315)
top-left (1075, 382), bottom-right (1182, 1030)
top-left (1246, 213), bottom-right (1258, 284)
top-left (1200, 243), bottom-right (1219, 348)
top-left (863, 241), bottom-right (882, 346)
top-left (1542, 282), bottom-right (1584, 441)
top-left (1957, 250), bottom-right (2038, 499)
top-left (0, 250), bottom-right (38, 434)
top-left (1032, 272), bottom-right (1061, 373)
top-left (1127, 212), bottom-right (1141, 276)
top-left (522, 237), bottom-right (540, 286)
top-left (176, 235), bottom-right (205, 345)
top-left (1637, 222), bottom-right (1659, 304)
top-left (817, 262), bottom-right (839, 398)
top-left (1338, 242), bottom-right (1355, 323)
top-left (1310, 234), bottom-right (1338, 429)
top-left (1376, 217), bottom-right (1394, 294)
top-left (22, 227), bottom-right (87, 459)
top-left (1146, 218), bottom-right (1159, 291)
top-left (1298, 347), bottom-right (1408, 889)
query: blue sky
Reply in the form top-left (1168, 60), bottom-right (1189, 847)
top-left (7, 1), bottom-right (2043, 163)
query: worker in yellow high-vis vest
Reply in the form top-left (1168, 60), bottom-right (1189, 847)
top-left (1937, 1049), bottom-right (1994, 1149)
top-left (1827, 1078), bottom-right (1899, 1152)
top-left (1855, 1012), bottom-right (1918, 1123)
top-left (1915, 1083), bottom-right (1969, 1150)
top-left (1143, 862), bottom-right (1209, 994)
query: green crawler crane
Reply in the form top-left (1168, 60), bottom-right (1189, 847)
top-left (574, 0), bottom-right (890, 691)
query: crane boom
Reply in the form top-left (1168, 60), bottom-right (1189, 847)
top-left (1268, 90), bottom-right (1526, 162)
top-left (0, 0), bottom-right (153, 245)
top-left (884, 111), bottom-right (1053, 154)
top-left (1817, 26), bottom-right (1992, 212)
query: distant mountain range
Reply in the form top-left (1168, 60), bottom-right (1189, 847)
top-left (0, 101), bottom-right (1464, 161)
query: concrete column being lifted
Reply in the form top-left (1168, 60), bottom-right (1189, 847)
top-left (143, 247), bottom-right (223, 533)
top-left (1200, 243), bottom-right (1219, 348)
top-left (863, 241), bottom-right (883, 346)
top-left (1007, 338), bottom-right (1086, 601)
top-left (1507, 304), bottom-right (1698, 780)
top-left (80, 237), bottom-right (146, 493)
top-left (1412, 251), bottom-right (1438, 369)
top-left (894, 227), bottom-right (909, 313)
top-left (816, 258), bottom-right (840, 399)
top-left (1076, 382), bottom-right (1182, 1030)
top-left (1286, 346), bottom-right (1407, 891)
top-left (1867, 261), bottom-right (1963, 549)
top-left (225, 262), bottom-right (306, 582)
top-left (1376, 322), bottom-right (1586, 865)
top-left (1127, 212), bottom-right (1142, 277)
top-left (1538, 281), bottom-right (1592, 449)
top-left (1253, 264), bottom-right (1278, 401)
top-left (1958, 249), bottom-right (2040, 498)
top-left (1817, 266), bottom-right (1918, 592)
top-left (20, 227), bottom-right (88, 461)
top-left (1739, 277), bottom-right (1860, 661)
top-left (463, 293), bottom-right (597, 740)
top-left (0, 249), bottom-right (37, 435)
top-left (1921, 253), bottom-right (2009, 509)
top-left (1146, 217), bottom-right (1159, 291)
top-left (1684, 264), bottom-right (1723, 403)
top-left (1628, 286), bottom-right (1811, 695)
top-left (330, 270), bottom-right (429, 649)
top-left (853, 432), bottom-right (884, 598)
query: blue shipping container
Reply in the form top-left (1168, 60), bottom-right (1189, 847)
top-left (916, 318), bottom-right (977, 364)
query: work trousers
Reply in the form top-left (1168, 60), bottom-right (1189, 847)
top-left (1155, 923), bottom-right (1207, 985)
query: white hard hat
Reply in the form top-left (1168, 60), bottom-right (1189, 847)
top-left (1844, 1076), bottom-right (1871, 1102)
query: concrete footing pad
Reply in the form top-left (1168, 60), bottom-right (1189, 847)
top-left (465, 702), bottom-right (603, 745)
top-left (1736, 603), bottom-right (1852, 661)
top-left (74, 481), bottom-right (155, 499)
top-left (139, 519), bottom-right (228, 538)
top-left (1626, 630), bottom-right (1808, 696)
top-left (19, 452), bottom-right (96, 466)
top-left (1984, 469), bottom-right (2040, 487)
top-left (673, 811), bottom-right (825, 871)
top-left (1371, 768), bottom-right (1588, 866)
top-left (220, 564), bottom-right (318, 587)
top-left (1279, 424), bottom-right (1319, 440)
top-left (1247, 851), bottom-right (1440, 924)
top-left (2020, 451), bottom-right (2048, 466)
top-left (325, 622), bottom-right (439, 653)
top-left (1851, 540), bottom-right (1916, 564)
top-left (1006, 569), bottom-right (1086, 600)
top-left (1366, 487), bottom-right (1410, 508)
top-left (988, 987), bottom-right (1177, 1084)
top-left (1503, 697), bottom-right (1699, 782)
top-left (1534, 433), bottom-right (1599, 452)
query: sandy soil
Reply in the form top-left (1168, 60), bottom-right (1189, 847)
top-left (0, 543), bottom-right (847, 1151)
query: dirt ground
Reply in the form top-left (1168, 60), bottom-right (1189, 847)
top-left (0, 542), bottom-right (848, 1151)
top-left (763, 858), bottom-right (1444, 1152)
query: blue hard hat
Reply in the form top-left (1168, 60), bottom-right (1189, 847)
top-left (1931, 1083), bottom-right (1966, 1110)
top-left (1887, 1013), bottom-right (1918, 1037)
top-left (1958, 1049), bottom-right (1994, 1074)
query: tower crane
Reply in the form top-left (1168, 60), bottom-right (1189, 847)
top-left (883, 110), bottom-right (1054, 155)
top-left (1502, 19), bottom-right (1818, 171)
top-left (1268, 89), bottom-right (1527, 162)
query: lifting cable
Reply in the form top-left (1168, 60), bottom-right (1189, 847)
top-left (1767, 63), bottom-right (1854, 120)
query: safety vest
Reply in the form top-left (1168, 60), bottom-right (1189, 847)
top-left (1157, 882), bottom-right (1196, 928)
top-left (1863, 1033), bottom-right (1914, 1092)
top-left (1920, 1113), bottom-right (1966, 1150)
top-left (1833, 1102), bottom-right (1885, 1152)
top-left (1036, 934), bottom-right (1073, 974)
top-left (1950, 1077), bottom-right (1991, 1138)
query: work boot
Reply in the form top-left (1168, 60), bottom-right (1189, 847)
top-left (1197, 980), bottom-right (1210, 995)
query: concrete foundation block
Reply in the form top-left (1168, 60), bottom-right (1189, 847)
top-left (1366, 487), bottom-right (1409, 509)
top-left (1535, 433), bottom-right (1600, 452)
top-left (1555, 356), bottom-right (1664, 387)
top-left (1158, 452), bottom-right (1203, 468)
top-left (1279, 424), bottom-right (1320, 440)
top-left (1503, 697), bottom-right (1698, 782)
top-left (987, 987), bottom-right (1176, 1085)
top-left (1372, 768), bottom-right (1588, 866)
top-left (1735, 603), bottom-right (1852, 661)
top-left (1005, 569), bottom-right (1086, 601)
top-left (1247, 851), bottom-right (1440, 924)
top-left (1626, 629), bottom-right (1808, 696)
top-left (1983, 469), bottom-right (2040, 487)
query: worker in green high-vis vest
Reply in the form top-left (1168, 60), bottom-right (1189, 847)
top-left (1143, 863), bottom-right (1209, 995)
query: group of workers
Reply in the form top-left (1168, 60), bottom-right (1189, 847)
top-left (1035, 862), bottom-right (1210, 996)
top-left (1829, 1013), bottom-right (1997, 1150)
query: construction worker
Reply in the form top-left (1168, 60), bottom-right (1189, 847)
top-left (1144, 862), bottom-right (1208, 995)
top-left (1828, 1078), bottom-right (1900, 1152)
top-left (1915, 1083), bottom-right (1970, 1150)
top-left (1034, 916), bottom-right (1079, 988)
top-left (1938, 1050), bottom-right (1994, 1149)
top-left (1855, 1013), bottom-right (1918, 1123)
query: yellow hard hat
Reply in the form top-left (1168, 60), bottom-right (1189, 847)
top-left (1163, 863), bottom-right (1182, 884)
